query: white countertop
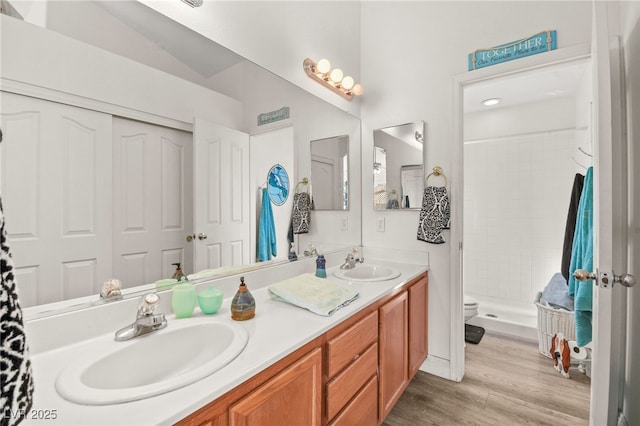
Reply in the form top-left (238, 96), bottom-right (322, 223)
top-left (23, 257), bottom-right (427, 425)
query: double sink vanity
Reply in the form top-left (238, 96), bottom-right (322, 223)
top-left (24, 249), bottom-right (428, 425)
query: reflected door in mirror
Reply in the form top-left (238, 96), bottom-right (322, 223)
top-left (310, 135), bottom-right (349, 210)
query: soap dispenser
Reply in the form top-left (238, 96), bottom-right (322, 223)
top-left (315, 254), bottom-right (327, 278)
top-left (231, 276), bottom-right (255, 321)
top-left (171, 262), bottom-right (186, 281)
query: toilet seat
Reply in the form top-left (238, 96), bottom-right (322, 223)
top-left (464, 296), bottom-right (479, 322)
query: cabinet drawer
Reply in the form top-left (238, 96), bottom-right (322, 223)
top-left (326, 310), bottom-right (378, 377)
top-left (326, 343), bottom-right (378, 421)
top-left (328, 375), bottom-right (378, 426)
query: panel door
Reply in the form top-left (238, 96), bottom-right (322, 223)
top-left (590, 4), bottom-right (630, 423)
top-left (0, 92), bottom-right (112, 306)
top-left (193, 118), bottom-right (250, 271)
top-left (112, 117), bottom-right (193, 286)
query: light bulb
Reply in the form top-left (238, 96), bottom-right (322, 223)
top-left (316, 58), bottom-right (331, 74)
top-left (341, 76), bottom-right (354, 90)
top-left (330, 68), bottom-right (344, 83)
top-left (352, 83), bottom-right (364, 96)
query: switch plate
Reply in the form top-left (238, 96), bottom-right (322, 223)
top-left (340, 217), bottom-right (348, 231)
top-left (376, 217), bottom-right (385, 232)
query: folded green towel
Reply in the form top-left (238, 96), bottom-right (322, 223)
top-left (268, 273), bottom-right (359, 316)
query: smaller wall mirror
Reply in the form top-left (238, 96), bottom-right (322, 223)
top-left (373, 121), bottom-right (425, 210)
top-left (310, 135), bottom-right (349, 210)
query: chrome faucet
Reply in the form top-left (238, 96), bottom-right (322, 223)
top-left (303, 244), bottom-right (319, 256)
top-left (340, 248), bottom-right (364, 269)
top-left (115, 292), bottom-right (167, 341)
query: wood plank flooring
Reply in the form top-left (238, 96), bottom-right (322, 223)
top-left (383, 332), bottom-right (590, 425)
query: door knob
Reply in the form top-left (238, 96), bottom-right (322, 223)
top-left (574, 269), bottom-right (636, 288)
top-left (186, 234), bottom-right (196, 242)
top-left (198, 233), bottom-right (208, 240)
top-left (573, 270), bottom-right (596, 281)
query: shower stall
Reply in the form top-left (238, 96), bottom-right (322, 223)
top-left (462, 58), bottom-right (592, 340)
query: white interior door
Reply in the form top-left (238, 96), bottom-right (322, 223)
top-left (311, 155), bottom-right (335, 209)
top-left (112, 118), bottom-right (193, 286)
top-left (1, 92), bottom-right (112, 306)
top-left (192, 118), bottom-right (250, 272)
top-left (589, 3), bottom-right (630, 424)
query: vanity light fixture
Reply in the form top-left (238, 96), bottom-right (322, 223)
top-left (303, 58), bottom-right (363, 101)
top-left (481, 97), bottom-right (501, 106)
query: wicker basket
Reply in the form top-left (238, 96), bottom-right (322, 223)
top-left (534, 292), bottom-right (575, 358)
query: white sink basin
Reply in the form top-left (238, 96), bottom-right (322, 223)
top-left (333, 264), bottom-right (401, 282)
top-left (55, 318), bottom-right (248, 405)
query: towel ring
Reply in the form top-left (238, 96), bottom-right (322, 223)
top-left (295, 177), bottom-right (310, 193)
top-left (426, 166), bottom-right (448, 187)
top-left (294, 177), bottom-right (312, 200)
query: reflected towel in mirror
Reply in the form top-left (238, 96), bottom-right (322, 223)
top-left (257, 188), bottom-right (277, 261)
top-left (417, 186), bottom-right (450, 244)
top-left (291, 192), bottom-right (311, 234)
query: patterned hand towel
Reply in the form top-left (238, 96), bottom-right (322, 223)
top-left (1, 197), bottom-right (35, 424)
top-left (268, 273), bottom-right (359, 316)
top-left (417, 186), bottom-right (450, 244)
top-left (291, 192), bottom-right (311, 234)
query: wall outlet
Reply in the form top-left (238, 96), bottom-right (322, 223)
top-left (340, 217), bottom-right (348, 231)
top-left (376, 217), bottom-right (385, 232)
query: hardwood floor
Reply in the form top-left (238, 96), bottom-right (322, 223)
top-left (383, 332), bottom-right (591, 425)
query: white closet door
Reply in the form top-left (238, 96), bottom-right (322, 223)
top-left (1, 92), bottom-right (112, 307)
top-left (112, 117), bottom-right (193, 286)
top-left (192, 117), bottom-right (250, 272)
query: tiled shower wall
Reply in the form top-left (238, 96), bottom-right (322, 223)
top-left (463, 130), bottom-right (582, 308)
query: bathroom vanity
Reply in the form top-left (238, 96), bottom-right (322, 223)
top-left (177, 272), bottom-right (428, 426)
top-left (24, 252), bottom-right (428, 426)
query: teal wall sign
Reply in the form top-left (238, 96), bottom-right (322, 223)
top-left (258, 107), bottom-right (290, 126)
top-left (468, 30), bottom-right (557, 71)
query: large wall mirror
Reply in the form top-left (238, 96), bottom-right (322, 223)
top-left (310, 135), bottom-right (349, 210)
top-left (0, 1), bottom-right (361, 313)
top-left (373, 121), bottom-right (425, 210)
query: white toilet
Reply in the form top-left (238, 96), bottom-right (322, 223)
top-left (464, 296), bottom-right (479, 322)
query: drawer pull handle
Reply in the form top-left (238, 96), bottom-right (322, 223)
top-left (353, 354), bottom-right (360, 361)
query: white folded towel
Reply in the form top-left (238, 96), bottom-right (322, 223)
top-left (268, 273), bottom-right (359, 316)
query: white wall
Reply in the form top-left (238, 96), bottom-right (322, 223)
top-left (620, 1), bottom-right (640, 423)
top-left (0, 15), bottom-right (243, 129)
top-left (138, 0), bottom-right (362, 117)
top-left (464, 130), bottom-right (578, 310)
top-left (360, 1), bottom-right (592, 377)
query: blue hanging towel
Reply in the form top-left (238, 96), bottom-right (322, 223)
top-left (258, 188), bottom-right (277, 261)
top-left (568, 167), bottom-right (593, 346)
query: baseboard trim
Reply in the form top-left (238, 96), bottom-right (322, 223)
top-left (419, 355), bottom-right (452, 381)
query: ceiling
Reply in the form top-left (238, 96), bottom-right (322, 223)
top-left (97, 1), bottom-right (243, 79)
top-left (463, 58), bottom-right (590, 113)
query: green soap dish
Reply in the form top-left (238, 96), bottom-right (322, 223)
top-left (198, 286), bottom-right (224, 314)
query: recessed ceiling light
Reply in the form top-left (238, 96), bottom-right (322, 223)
top-left (481, 98), bottom-right (501, 106)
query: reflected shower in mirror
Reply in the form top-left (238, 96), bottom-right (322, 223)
top-left (310, 135), bottom-right (349, 210)
top-left (373, 121), bottom-right (425, 210)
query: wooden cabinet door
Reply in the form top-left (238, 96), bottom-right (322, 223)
top-left (409, 274), bottom-right (429, 377)
top-left (378, 292), bottom-right (408, 420)
top-left (229, 348), bottom-right (322, 426)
